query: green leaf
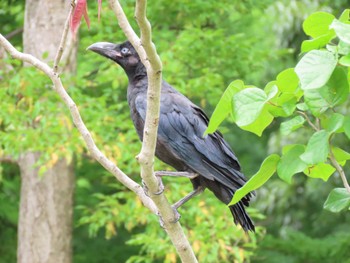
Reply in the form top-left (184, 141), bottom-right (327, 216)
top-left (344, 116), bottom-right (350, 139)
top-left (300, 130), bottom-right (330, 165)
top-left (296, 103), bottom-right (308, 111)
top-left (303, 163), bottom-right (335, 181)
top-left (330, 19), bottom-right (350, 44)
top-left (301, 33), bottom-right (335, 53)
top-left (339, 54), bottom-right (350, 66)
top-left (268, 95), bottom-right (298, 117)
top-left (324, 188), bottom-right (350, 212)
top-left (321, 113), bottom-right (344, 133)
top-left (205, 80), bottom-right (244, 135)
top-left (332, 147), bottom-right (350, 166)
top-left (295, 50), bottom-right (337, 90)
top-left (338, 40), bottom-right (350, 55)
top-left (280, 116), bottom-right (305, 135)
top-left (239, 107), bottom-right (273, 136)
top-left (303, 12), bottom-right (335, 38)
top-left (233, 86), bottom-right (277, 127)
top-left (277, 144), bottom-right (307, 184)
top-left (304, 67), bottom-right (349, 116)
top-left (276, 68), bottom-right (299, 93)
top-left (229, 154), bottom-right (280, 205)
top-left (339, 9), bottom-right (350, 23)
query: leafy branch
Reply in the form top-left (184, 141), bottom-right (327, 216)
top-left (207, 10), bottom-right (350, 211)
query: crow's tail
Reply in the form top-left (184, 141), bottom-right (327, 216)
top-left (229, 201), bottom-right (255, 232)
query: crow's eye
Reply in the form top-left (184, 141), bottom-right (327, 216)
top-left (121, 47), bottom-right (129, 55)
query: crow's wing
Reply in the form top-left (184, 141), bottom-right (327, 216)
top-left (134, 85), bottom-right (247, 191)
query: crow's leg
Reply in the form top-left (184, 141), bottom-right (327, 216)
top-left (148, 171), bottom-right (198, 195)
top-left (155, 171), bottom-right (198, 179)
top-left (158, 186), bottom-right (205, 226)
top-left (142, 172), bottom-right (198, 196)
top-left (173, 185), bottom-right (205, 209)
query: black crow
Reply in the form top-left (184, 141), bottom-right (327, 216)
top-left (87, 41), bottom-right (255, 232)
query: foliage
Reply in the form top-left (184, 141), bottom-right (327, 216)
top-left (208, 9), bottom-right (350, 212)
top-left (254, 226), bottom-right (350, 263)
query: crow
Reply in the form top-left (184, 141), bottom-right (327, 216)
top-left (88, 41), bottom-right (255, 232)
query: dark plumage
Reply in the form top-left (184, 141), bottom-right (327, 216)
top-left (88, 41), bottom-right (255, 231)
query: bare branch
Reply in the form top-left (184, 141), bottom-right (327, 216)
top-left (297, 111), bottom-right (319, 131)
top-left (329, 148), bottom-right (350, 193)
top-left (4, 28), bottom-right (23, 40)
top-left (53, 0), bottom-right (75, 73)
top-left (0, 33), bottom-right (157, 214)
top-left (108, 1), bottom-right (198, 262)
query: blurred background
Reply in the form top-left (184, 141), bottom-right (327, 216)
top-left (1, 0), bottom-right (350, 262)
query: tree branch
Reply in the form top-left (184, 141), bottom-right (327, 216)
top-left (53, 0), bottom-right (75, 73)
top-left (297, 111), bottom-right (319, 131)
top-left (0, 33), bottom-right (157, 214)
top-left (109, 1), bottom-right (198, 262)
top-left (329, 148), bottom-right (350, 193)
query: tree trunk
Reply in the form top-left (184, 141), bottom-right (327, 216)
top-left (17, 0), bottom-right (77, 262)
top-left (23, 0), bottom-right (76, 72)
top-left (17, 153), bottom-right (74, 263)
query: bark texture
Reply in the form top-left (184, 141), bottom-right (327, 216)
top-left (23, 0), bottom-right (76, 71)
top-left (17, 153), bottom-right (74, 263)
top-left (17, 0), bottom-right (76, 262)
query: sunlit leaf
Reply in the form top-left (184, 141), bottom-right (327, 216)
top-left (277, 144), bottom-right (307, 184)
top-left (303, 163), bottom-right (335, 181)
top-left (229, 154), bottom-right (280, 205)
top-left (205, 80), bottom-right (244, 135)
top-left (324, 188), bottom-right (350, 212)
top-left (239, 107), bottom-right (273, 136)
top-left (344, 116), bottom-right (350, 139)
top-left (321, 113), bottom-right (344, 134)
top-left (303, 12), bottom-right (335, 38)
top-left (280, 115), bottom-right (305, 135)
top-left (304, 67), bottom-right (349, 116)
top-left (339, 54), bottom-right (350, 66)
top-left (233, 85), bottom-right (277, 127)
top-left (330, 19), bottom-right (350, 44)
top-left (332, 147), bottom-right (350, 166)
top-left (301, 34), bottom-right (334, 53)
top-left (276, 68), bottom-right (299, 93)
top-left (300, 130), bottom-right (330, 165)
top-left (295, 50), bottom-right (337, 90)
top-left (339, 9), bottom-right (350, 23)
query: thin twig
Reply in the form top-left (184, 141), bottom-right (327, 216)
top-left (329, 147), bottom-right (350, 193)
top-left (108, 1), bottom-right (198, 262)
top-left (297, 111), bottom-right (319, 131)
top-left (53, 0), bottom-right (75, 73)
top-left (4, 28), bottom-right (23, 40)
top-left (0, 33), bottom-right (157, 214)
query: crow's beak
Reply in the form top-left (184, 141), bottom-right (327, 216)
top-left (87, 42), bottom-right (122, 60)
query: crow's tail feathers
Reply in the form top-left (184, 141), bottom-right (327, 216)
top-left (229, 202), bottom-right (255, 232)
top-left (225, 187), bottom-right (255, 232)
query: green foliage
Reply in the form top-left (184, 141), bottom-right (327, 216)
top-left (208, 9), bottom-right (350, 211)
top-left (254, 227), bottom-right (350, 263)
top-left (324, 188), bottom-right (350, 212)
top-left (230, 154), bottom-right (280, 205)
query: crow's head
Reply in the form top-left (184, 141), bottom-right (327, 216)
top-left (87, 41), bottom-right (142, 77)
